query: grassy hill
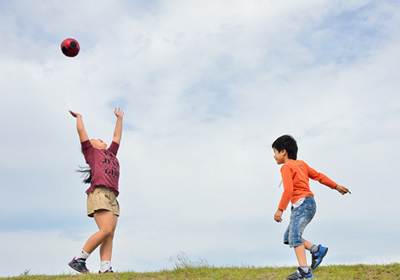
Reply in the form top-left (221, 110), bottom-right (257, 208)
top-left (3, 264), bottom-right (400, 280)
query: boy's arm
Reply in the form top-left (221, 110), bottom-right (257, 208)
top-left (334, 184), bottom-right (351, 195)
top-left (112, 108), bottom-right (124, 145)
top-left (274, 165), bottom-right (293, 222)
top-left (278, 165), bottom-right (294, 210)
top-left (307, 164), bottom-right (351, 194)
top-left (307, 164), bottom-right (337, 189)
top-left (274, 209), bottom-right (283, 223)
top-left (69, 110), bottom-right (89, 143)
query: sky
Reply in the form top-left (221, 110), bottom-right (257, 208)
top-left (1, 0), bottom-right (400, 277)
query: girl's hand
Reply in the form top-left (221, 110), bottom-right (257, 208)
top-left (274, 209), bottom-right (283, 223)
top-left (114, 108), bottom-right (124, 119)
top-left (69, 110), bottom-right (81, 118)
top-left (69, 110), bottom-right (89, 142)
top-left (113, 108), bottom-right (124, 144)
top-left (335, 184), bottom-right (351, 195)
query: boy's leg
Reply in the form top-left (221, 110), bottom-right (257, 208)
top-left (288, 199), bottom-right (316, 255)
top-left (302, 238), bottom-right (321, 255)
top-left (302, 238), bottom-right (313, 251)
top-left (311, 244), bottom-right (328, 270)
top-left (294, 245), bottom-right (307, 266)
top-left (286, 197), bottom-right (317, 279)
top-left (301, 238), bottom-right (328, 270)
top-left (288, 245), bottom-right (314, 279)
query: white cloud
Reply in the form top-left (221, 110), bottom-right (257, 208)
top-left (1, 0), bottom-right (400, 276)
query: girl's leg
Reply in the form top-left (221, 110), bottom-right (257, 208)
top-left (82, 210), bottom-right (116, 254)
top-left (99, 214), bottom-right (118, 261)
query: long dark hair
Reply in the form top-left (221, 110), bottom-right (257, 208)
top-left (77, 165), bottom-right (92, 184)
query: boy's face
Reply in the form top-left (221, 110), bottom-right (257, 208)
top-left (273, 148), bottom-right (286, 165)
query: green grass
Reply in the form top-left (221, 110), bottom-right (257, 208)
top-left (3, 264), bottom-right (400, 280)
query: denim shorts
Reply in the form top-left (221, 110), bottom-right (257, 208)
top-left (283, 196), bottom-right (316, 248)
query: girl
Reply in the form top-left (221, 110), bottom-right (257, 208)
top-left (68, 108), bottom-right (124, 274)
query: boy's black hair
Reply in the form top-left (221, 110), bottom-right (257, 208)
top-left (272, 135), bottom-right (298, 160)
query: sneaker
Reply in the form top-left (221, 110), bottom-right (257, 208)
top-left (286, 267), bottom-right (314, 279)
top-left (311, 244), bottom-right (328, 270)
top-left (68, 258), bottom-right (89, 274)
top-left (99, 267), bottom-right (114, 273)
top-left (286, 267), bottom-right (314, 280)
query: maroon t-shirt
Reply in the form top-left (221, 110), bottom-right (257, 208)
top-left (81, 140), bottom-right (120, 196)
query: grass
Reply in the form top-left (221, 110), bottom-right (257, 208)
top-left (3, 263), bottom-right (400, 280)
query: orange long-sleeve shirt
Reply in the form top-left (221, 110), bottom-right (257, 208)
top-left (278, 160), bottom-right (337, 211)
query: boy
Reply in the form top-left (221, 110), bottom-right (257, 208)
top-left (272, 135), bottom-right (350, 280)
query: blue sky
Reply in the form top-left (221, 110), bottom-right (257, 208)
top-left (1, 0), bottom-right (400, 277)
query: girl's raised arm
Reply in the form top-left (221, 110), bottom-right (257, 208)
top-left (69, 110), bottom-right (89, 143)
top-left (112, 108), bottom-right (124, 145)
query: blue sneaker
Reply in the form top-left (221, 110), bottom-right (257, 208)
top-left (311, 245), bottom-right (328, 270)
top-left (286, 267), bottom-right (314, 279)
top-left (68, 258), bottom-right (89, 274)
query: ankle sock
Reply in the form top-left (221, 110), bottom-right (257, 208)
top-left (78, 250), bottom-right (90, 260)
top-left (100, 260), bottom-right (111, 272)
top-left (310, 244), bottom-right (319, 253)
top-left (299, 266), bottom-right (309, 273)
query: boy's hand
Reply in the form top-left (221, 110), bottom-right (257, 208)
top-left (274, 209), bottom-right (283, 223)
top-left (69, 110), bottom-right (81, 118)
top-left (335, 184), bottom-right (351, 195)
top-left (114, 108), bottom-right (124, 119)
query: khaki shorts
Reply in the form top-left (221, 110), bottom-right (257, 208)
top-left (87, 186), bottom-right (120, 217)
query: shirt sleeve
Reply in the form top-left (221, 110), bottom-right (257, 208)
top-left (305, 163), bottom-right (337, 189)
top-left (278, 164), bottom-right (294, 211)
top-left (81, 140), bottom-right (93, 164)
top-left (107, 141), bottom-right (120, 156)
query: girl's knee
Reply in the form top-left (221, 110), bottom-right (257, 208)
top-left (100, 227), bottom-right (115, 238)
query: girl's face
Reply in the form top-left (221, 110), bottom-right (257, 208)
top-left (90, 139), bottom-right (107, 150)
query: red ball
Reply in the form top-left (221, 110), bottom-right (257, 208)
top-left (61, 38), bottom-right (80, 57)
